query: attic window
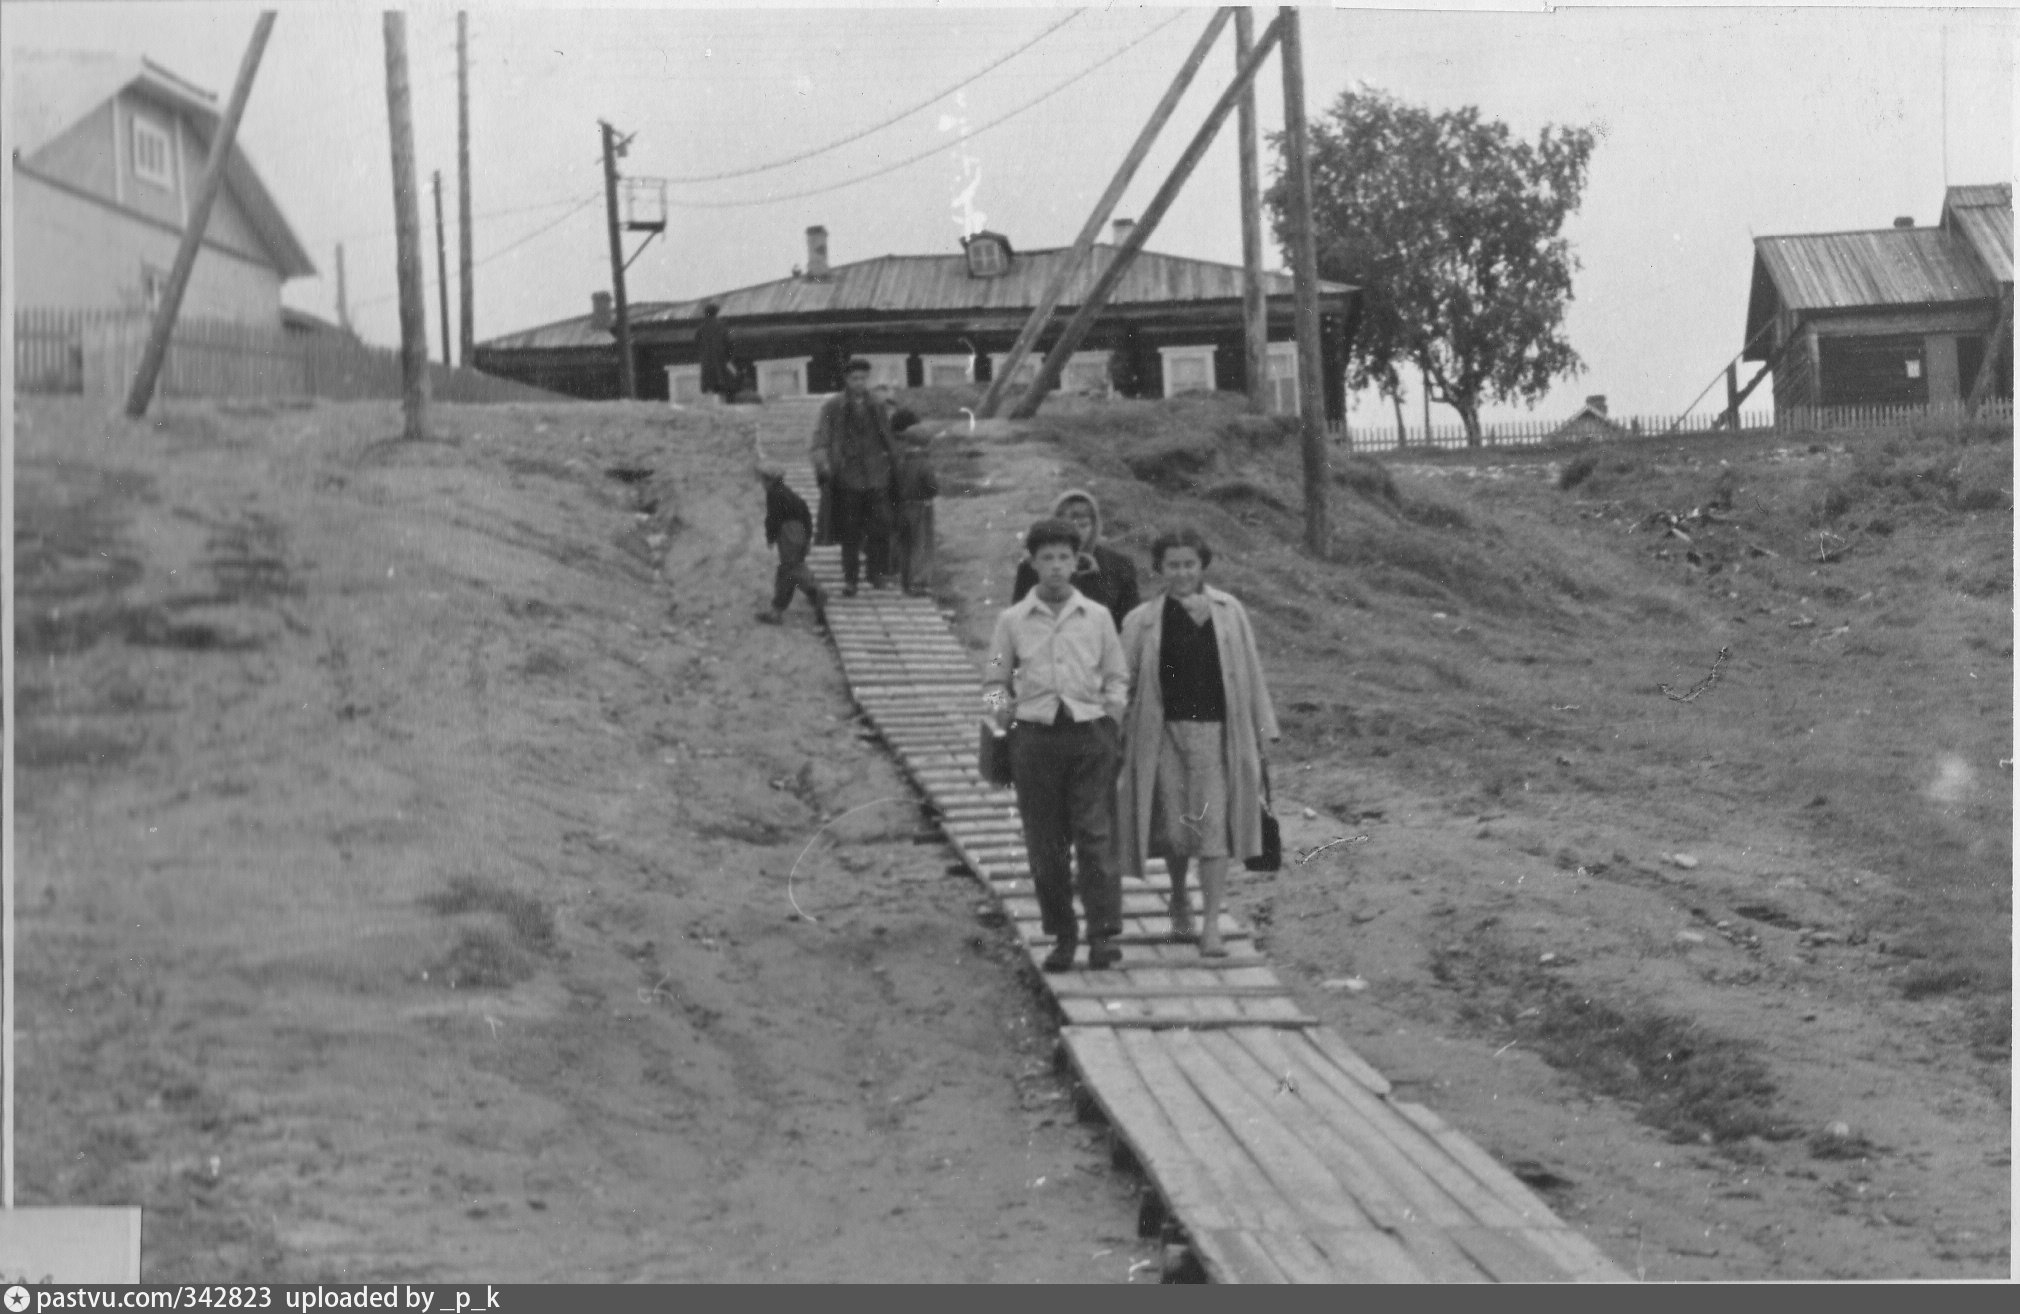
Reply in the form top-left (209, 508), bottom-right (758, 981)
top-left (963, 232), bottom-right (1012, 278)
top-left (133, 118), bottom-right (173, 189)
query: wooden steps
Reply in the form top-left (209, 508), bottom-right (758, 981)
top-left (753, 408), bottom-right (1628, 1283)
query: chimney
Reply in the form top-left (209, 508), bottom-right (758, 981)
top-left (1585, 394), bottom-right (1608, 416)
top-left (590, 291), bottom-right (612, 331)
top-left (805, 225), bottom-right (830, 279)
top-left (1893, 216), bottom-right (1914, 228)
top-left (1112, 217), bottom-right (1136, 245)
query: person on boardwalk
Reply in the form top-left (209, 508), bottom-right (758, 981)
top-left (1116, 527), bottom-right (1279, 957)
top-left (695, 303), bottom-right (738, 402)
top-left (1012, 488), bottom-right (1140, 631)
top-left (985, 518), bottom-right (1131, 973)
top-left (809, 358), bottom-right (897, 595)
top-left (755, 461), bottom-right (827, 626)
top-left (888, 408), bottom-right (939, 597)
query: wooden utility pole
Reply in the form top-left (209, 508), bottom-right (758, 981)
top-left (335, 242), bottom-right (351, 333)
top-left (1010, 14), bottom-right (1284, 420)
top-left (1235, 8), bottom-right (1269, 416)
top-left (1278, 7), bottom-right (1329, 556)
top-left (1422, 366), bottom-right (1432, 442)
top-left (457, 10), bottom-right (474, 366)
top-left (976, 8), bottom-right (1234, 418)
top-left (433, 170), bottom-right (452, 365)
top-left (600, 120), bottom-right (637, 400)
top-left (123, 11), bottom-right (275, 417)
top-left (384, 11), bottom-right (431, 440)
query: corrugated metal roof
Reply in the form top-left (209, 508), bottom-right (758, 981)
top-left (1752, 228), bottom-right (1995, 311)
top-left (1942, 183), bottom-right (2012, 284)
top-left (478, 245), bottom-right (1351, 351)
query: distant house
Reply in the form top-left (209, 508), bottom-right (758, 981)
top-left (10, 50), bottom-right (315, 326)
top-left (1742, 184), bottom-right (2012, 418)
top-left (1550, 394), bottom-right (1632, 443)
top-left (473, 220), bottom-right (1358, 420)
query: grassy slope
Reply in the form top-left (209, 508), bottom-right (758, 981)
top-left (914, 390), bottom-right (2012, 1013)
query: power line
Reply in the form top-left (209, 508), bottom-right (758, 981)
top-left (352, 191), bottom-right (602, 310)
top-left (665, 11), bottom-right (1190, 211)
top-left (331, 191), bottom-right (597, 247)
top-left (661, 9), bottom-right (1081, 184)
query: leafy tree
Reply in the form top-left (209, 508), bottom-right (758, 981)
top-left (1269, 87), bottom-right (1596, 445)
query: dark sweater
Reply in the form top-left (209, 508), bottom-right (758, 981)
top-left (1158, 595), bottom-right (1227, 721)
top-left (1012, 543), bottom-right (1140, 632)
top-left (763, 480), bottom-right (812, 547)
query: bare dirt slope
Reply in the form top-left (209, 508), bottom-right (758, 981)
top-left (11, 396), bottom-right (1159, 1282)
top-left (11, 391), bottom-right (2008, 1283)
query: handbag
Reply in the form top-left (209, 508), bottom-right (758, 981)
top-left (979, 718), bottom-right (1015, 787)
top-left (1245, 760), bottom-right (1283, 873)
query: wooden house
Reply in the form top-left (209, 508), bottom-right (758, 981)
top-left (473, 221), bottom-right (1358, 420)
top-left (1550, 394), bottom-right (1633, 443)
top-left (1741, 185), bottom-right (2011, 418)
top-left (9, 50), bottom-right (315, 327)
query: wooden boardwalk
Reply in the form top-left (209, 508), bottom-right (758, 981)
top-left (760, 402), bottom-right (1626, 1283)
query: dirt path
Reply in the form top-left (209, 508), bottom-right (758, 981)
top-left (12, 397), bottom-right (1159, 1282)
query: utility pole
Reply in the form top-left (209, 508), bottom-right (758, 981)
top-left (433, 170), bottom-right (451, 365)
top-left (1278, 6), bottom-right (1329, 556)
top-left (335, 242), bottom-right (351, 334)
top-left (1010, 14), bottom-right (1285, 420)
top-left (384, 11), bottom-right (430, 440)
top-left (976, 8), bottom-right (1233, 418)
top-left (1422, 366), bottom-right (1432, 443)
top-left (1235, 8), bottom-right (1269, 416)
top-left (123, 11), bottom-right (275, 417)
top-left (600, 120), bottom-right (637, 400)
top-left (457, 10), bottom-right (474, 366)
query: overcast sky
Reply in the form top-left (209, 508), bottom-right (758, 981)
top-left (6, 2), bottom-right (2013, 426)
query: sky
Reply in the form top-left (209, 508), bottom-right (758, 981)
top-left (5, 1), bottom-right (2013, 427)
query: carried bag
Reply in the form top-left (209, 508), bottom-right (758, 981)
top-left (1245, 760), bottom-right (1283, 873)
top-left (979, 718), bottom-right (1015, 787)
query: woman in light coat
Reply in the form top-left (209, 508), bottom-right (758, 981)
top-left (1115, 528), bottom-right (1280, 957)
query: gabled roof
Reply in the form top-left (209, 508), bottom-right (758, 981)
top-left (9, 49), bottom-right (315, 280)
top-left (480, 244), bottom-right (1354, 352)
top-left (1551, 402), bottom-right (1629, 439)
top-left (1941, 182), bottom-right (2012, 285)
top-left (1743, 226), bottom-right (1996, 358)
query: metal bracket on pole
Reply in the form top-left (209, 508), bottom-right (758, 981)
top-left (622, 229), bottom-right (660, 272)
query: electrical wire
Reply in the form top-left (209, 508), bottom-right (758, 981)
top-left (349, 191), bottom-right (603, 311)
top-left (664, 11), bottom-right (1190, 211)
top-left (660, 9), bottom-right (1081, 184)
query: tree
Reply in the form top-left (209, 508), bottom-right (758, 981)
top-left (1268, 87), bottom-right (1596, 445)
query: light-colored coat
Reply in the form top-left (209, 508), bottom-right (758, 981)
top-left (1116, 585), bottom-right (1280, 873)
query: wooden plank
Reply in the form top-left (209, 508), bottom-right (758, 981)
top-left (1058, 1028), bottom-right (1239, 1234)
top-left (1235, 1030), bottom-right (1523, 1231)
top-left (1439, 1225), bottom-right (1575, 1284)
top-left (1256, 1226), bottom-right (1432, 1285)
top-left (1294, 1025), bottom-right (1394, 1098)
top-left (1187, 1227), bottom-right (1288, 1284)
top-left (1023, 920), bottom-right (1251, 946)
top-left (1048, 981), bottom-right (1294, 1000)
top-left (1023, 942), bottom-right (1269, 973)
top-left (1003, 892), bottom-right (1218, 920)
top-left (1073, 1010), bottom-right (1320, 1030)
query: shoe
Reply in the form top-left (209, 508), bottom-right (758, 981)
top-left (1198, 934), bottom-right (1229, 959)
top-left (756, 609), bottom-right (783, 625)
top-left (1087, 940), bottom-right (1122, 971)
top-left (1041, 939), bottom-right (1078, 972)
top-left (1167, 896), bottom-right (1196, 941)
top-left (842, 584), bottom-right (858, 598)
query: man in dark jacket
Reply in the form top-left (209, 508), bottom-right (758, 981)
top-left (1011, 487), bottom-right (1141, 631)
top-left (888, 408), bottom-right (939, 596)
top-left (809, 358), bottom-right (898, 595)
top-left (695, 304), bottom-right (736, 401)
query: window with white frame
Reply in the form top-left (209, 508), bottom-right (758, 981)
top-left (140, 262), bottom-right (169, 313)
top-left (923, 354), bottom-right (971, 387)
top-left (1267, 344), bottom-right (1299, 415)
top-left (666, 365), bottom-right (703, 404)
top-left (133, 117), bottom-right (173, 189)
top-left (758, 359), bottom-right (807, 398)
top-left (1159, 346), bottom-right (1216, 397)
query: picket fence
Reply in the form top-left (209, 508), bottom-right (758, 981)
top-left (14, 309), bottom-right (560, 405)
top-left (1328, 398), bottom-right (2011, 452)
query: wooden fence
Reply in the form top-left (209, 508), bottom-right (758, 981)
top-left (15, 309), bottom-right (561, 404)
top-left (1331, 398), bottom-right (2010, 452)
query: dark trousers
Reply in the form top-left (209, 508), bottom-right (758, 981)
top-left (895, 500), bottom-right (935, 592)
top-left (831, 483), bottom-right (893, 586)
top-left (771, 520), bottom-right (823, 613)
top-left (1010, 715), bottom-right (1123, 944)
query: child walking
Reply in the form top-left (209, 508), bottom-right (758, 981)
top-left (888, 408), bottom-right (939, 597)
top-left (757, 461), bottom-right (827, 625)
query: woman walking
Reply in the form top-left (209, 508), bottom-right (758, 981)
top-left (1116, 528), bottom-right (1279, 957)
